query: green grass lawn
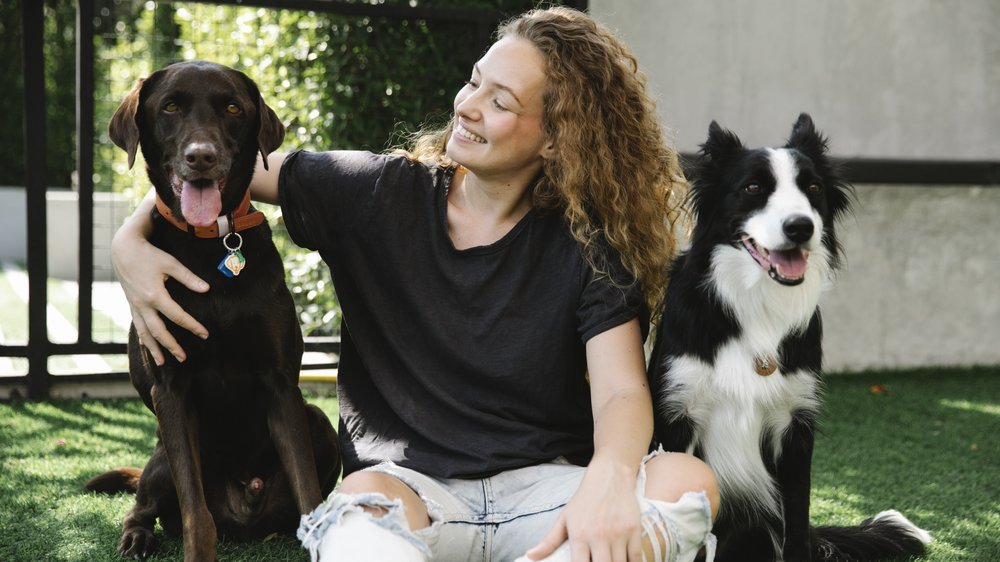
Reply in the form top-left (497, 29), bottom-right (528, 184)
top-left (1, 369), bottom-right (997, 561)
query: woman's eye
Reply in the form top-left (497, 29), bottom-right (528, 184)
top-left (163, 101), bottom-right (178, 113)
top-left (492, 99), bottom-right (508, 112)
top-left (226, 103), bottom-right (242, 115)
top-left (464, 80), bottom-right (478, 89)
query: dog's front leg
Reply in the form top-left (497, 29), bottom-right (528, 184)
top-left (151, 381), bottom-right (217, 562)
top-left (776, 414), bottom-right (816, 561)
top-left (116, 444), bottom-right (173, 558)
top-left (267, 382), bottom-right (324, 514)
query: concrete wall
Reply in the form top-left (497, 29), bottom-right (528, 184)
top-left (0, 187), bottom-right (131, 282)
top-left (590, 0), bottom-right (1000, 371)
top-left (590, 0), bottom-right (1000, 159)
top-left (822, 184), bottom-right (999, 371)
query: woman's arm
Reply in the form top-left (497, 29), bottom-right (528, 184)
top-left (250, 152), bottom-right (286, 205)
top-left (111, 189), bottom-right (209, 365)
top-left (526, 318), bottom-right (652, 561)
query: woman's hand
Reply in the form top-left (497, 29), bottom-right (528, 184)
top-left (527, 457), bottom-right (643, 561)
top-left (112, 192), bottom-right (209, 365)
top-left (524, 319), bottom-right (653, 561)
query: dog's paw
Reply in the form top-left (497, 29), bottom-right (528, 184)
top-left (118, 526), bottom-right (157, 559)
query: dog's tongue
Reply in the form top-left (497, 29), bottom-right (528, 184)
top-left (771, 249), bottom-right (808, 279)
top-left (180, 181), bottom-right (222, 227)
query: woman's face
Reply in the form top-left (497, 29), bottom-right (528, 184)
top-left (447, 37), bottom-right (551, 182)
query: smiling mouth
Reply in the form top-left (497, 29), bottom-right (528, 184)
top-left (455, 124), bottom-right (486, 144)
top-left (740, 234), bottom-right (809, 286)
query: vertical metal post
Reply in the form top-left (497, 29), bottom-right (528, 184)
top-left (78, 0), bottom-right (95, 345)
top-left (23, 0), bottom-right (50, 399)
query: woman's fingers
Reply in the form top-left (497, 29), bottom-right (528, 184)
top-left (140, 305), bottom-right (186, 364)
top-left (115, 238), bottom-right (211, 361)
top-left (524, 513), bottom-right (568, 560)
top-left (131, 311), bottom-right (165, 366)
top-left (155, 287), bottom-right (208, 341)
top-left (626, 528), bottom-right (643, 561)
top-left (165, 257), bottom-right (210, 296)
top-left (571, 539), bottom-right (596, 562)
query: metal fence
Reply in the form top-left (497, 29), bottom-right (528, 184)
top-left (2, 0), bottom-right (588, 400)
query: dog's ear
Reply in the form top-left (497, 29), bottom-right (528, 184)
top-left (238, 72), bottom-right (285, 171)
top-left (785, 113), bottom-right (828, 160)
top-left (255, 98), bottom-right (285, 171)
top-left (700, 120), bottom-right (743, 163)
top-left (108, 77), bottom-right (145, 169)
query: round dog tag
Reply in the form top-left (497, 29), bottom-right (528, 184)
top-left (753, 354), bottom-right (778, 376)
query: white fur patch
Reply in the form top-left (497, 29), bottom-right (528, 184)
top-left (741, 149), bottom-right (823, 255)
top-left (872, 510), bottom-right (933, 545)
top-left (708, 243), bottom-right (830, 346)
top-left (660, 352), bottom-right (821, 520)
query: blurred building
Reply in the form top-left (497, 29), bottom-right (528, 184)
top-left (592, 0), bottom-right (1000, 371)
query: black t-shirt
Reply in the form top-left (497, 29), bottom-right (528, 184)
top-left (279, 150), bottom-right (647, 478)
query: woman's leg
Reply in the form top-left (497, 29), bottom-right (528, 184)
top-left (642, 452), bottom-right (719, 519)
top-left (638, 452), bottom-right (719, 562)
top-left (338, 471), bottom-right (432, 530)
top-left (298, 471), bottom-right (432, 562)
top-left (515, 452), bottom-right (719, 562)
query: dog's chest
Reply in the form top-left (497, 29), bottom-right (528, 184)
top-left (155, 231), bottom-right (296, 389)
top-left (665, 342), bottom-right (820, 444)
top-left (660, 341), bottom-right (820, 512)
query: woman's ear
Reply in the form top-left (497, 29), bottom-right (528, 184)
top-left (541, 140), bottom-right (556, 159)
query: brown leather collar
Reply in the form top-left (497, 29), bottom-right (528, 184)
top-left (154, 189), bottom-right (265, 239)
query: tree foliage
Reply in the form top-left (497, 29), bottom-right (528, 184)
top-left (0, 0), bottom-right (77, 188)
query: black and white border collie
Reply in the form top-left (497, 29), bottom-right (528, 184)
top-left (648, 114), bottom-right (931, 561)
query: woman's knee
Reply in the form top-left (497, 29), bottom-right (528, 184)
top-left (338, 471), bottom-right (431, 530)
top-left (644, 452), bottom-right (720, 520)
top-left (302, 482), bottom-right (431, 562)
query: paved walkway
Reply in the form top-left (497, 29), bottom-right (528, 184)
top-left (0, 261), bottom-right (336, 379)
top-left (0, 260), bottom-right (131, 376)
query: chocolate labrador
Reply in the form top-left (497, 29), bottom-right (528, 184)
top-left (86, 60), bottom-right (340, 562)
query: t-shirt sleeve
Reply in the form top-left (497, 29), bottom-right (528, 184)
top-left (278, 149), bottom-right (387, 251)
top-left (576, 241), bottom-right (649, 343)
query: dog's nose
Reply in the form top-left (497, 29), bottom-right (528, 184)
top-left (184, 142), bottom-right (218, 172)
top-left (783, 215), bottom-right (814, 243)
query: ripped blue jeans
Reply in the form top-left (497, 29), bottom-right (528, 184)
top-left (298, 452), bottom-right (715, 562)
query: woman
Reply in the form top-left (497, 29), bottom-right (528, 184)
top-left (113, 7), bottom-right (718, 562)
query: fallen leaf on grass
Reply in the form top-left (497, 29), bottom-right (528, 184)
top-left (869, 384), bottom-right (890, 394)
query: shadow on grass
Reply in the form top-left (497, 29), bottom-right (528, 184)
top-left (0, 400), bottom-right (150, 561)
top-left (0, 398), bottom-right (312, 561)
top-left (812, 368), bottom-right (999, 561)
top-left (2, 373), bottom-right (991, 561)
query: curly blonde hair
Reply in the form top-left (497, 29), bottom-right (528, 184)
top-left (402, 6), bottom-right (686, 321)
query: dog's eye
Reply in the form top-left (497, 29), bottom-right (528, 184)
top-left (807, 183), bottom-right (823, 194)
top-left (226, 104), bottom-right (242, 115)
top-left (162, 101), bottom-right (178, 113)
top-left (744, 183), bottom-right (762, 194)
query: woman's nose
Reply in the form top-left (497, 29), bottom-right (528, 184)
top-left (455, 89), bottom-right (481, 120)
